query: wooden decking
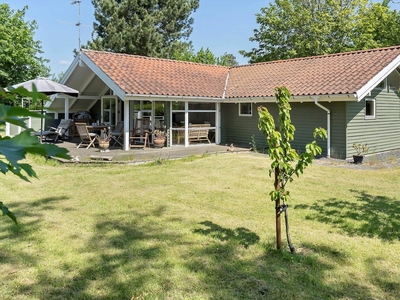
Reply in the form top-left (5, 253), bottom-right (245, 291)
top-left (52, 137), bottom-right (250, 163)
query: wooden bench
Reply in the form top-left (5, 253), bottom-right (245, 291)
top-left (177, 124), bottom-right (211, 144)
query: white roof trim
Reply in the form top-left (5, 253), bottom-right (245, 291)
top-left (224, 94), bottom-right (356, 103)
top-left (60, 56), bottom-right (80, 85)
top-left (355, 54), bottom-right (400, 101)
top-left (124, 94), bottom-right (222, 102)
top-left (79, 51), bottom-right (126, 100)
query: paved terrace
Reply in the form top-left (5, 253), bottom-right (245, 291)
top-left (54, 138), bottom-right (251, 164)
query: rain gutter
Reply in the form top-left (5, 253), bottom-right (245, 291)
top-left (313, 97), bottom-right (330, 158)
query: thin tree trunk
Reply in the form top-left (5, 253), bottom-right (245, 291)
top-left (274, 166), bottom-right (281, 250)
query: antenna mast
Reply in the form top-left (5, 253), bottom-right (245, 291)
top-left (72, 0), bottom-right (81, 50)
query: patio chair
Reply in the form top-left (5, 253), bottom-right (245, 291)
top-left (130, 118), bottom-right (150, 149)
top-left (75, 122), bottom-right (98, 149)
top-left (33, 119), bottom-right (72, 143)
top-left (110, 121), bottom-right (124, 147)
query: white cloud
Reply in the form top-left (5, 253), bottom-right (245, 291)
top-left (59, 60), bottom-right (71, 65)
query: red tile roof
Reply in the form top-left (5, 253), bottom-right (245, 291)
top-left (82, 50), bottom-right (228, 98)
top-left (82, 46), bottom-right (400, 99)
top-left (227, 46), bottom-right (400, 98)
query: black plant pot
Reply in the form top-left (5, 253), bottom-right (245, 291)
top-left (353, 155), bottom-right (364, 164)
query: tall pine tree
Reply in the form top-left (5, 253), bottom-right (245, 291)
top-left (86, 0), bottom-right (199, 58)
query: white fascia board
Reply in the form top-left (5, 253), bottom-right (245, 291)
top-left (223, 94), bottom-right (356, 103)
top-left (356, 54), bottom-right (400, 101)
top-left (79, 52), bottom-right (126, 100)
top-left (124, 94), bottom-right (223, 102)
top-left (60, 55), bottom-right (81, 85)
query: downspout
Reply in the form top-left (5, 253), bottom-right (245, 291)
top-left (313, 97), bottom-right (331, 158)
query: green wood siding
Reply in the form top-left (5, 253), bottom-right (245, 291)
top-left (346, 88), bottom-right (400, 157)
top-left (221, 102), bottom-right (330, 156)
top-left (325, 102), bottom-right (346, 159)
top-left (290, 103), bottom-right (327, 156)
top-left (221, 103), bottom-right (268, 149)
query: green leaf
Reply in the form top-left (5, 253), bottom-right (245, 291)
top-left (0, 202), bottom-right (17, 224)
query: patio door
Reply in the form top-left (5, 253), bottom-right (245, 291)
top-left (170, 101), bottom-right (218, 147)
top-left (101, 96), bottom-right (118, 125)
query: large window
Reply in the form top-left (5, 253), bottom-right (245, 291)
top-left (239, 103), bottom-right (252, 116)
top-left (365, 98), bottom-right (375, 119)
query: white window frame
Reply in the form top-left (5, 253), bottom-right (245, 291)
top-left (238, 103), bottom-right (252, 116)
top-left (377, 77), bottom-right (390, 92)
top-left (365, 98), bottom-right (376, 119)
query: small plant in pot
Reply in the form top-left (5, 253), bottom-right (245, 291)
top-left (98, 129), bottom-right (110, 152)
top-left (352, 143), bottom-right (369, 164)
top-left (153, 129), bottom-right (167, 148)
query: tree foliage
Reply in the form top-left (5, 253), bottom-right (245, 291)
top-left (240, 0), bottom-right (400, 63)
top-left (171, 44), bottom-right (239, 66)
top-left (0, 86), bottom-right (70, 224)
top-left (87, 0), bottom-right (199, 58)
top-left (258, 87), bottom-right (327, 251)
top-left (0, 4), bottom-right (50, 89)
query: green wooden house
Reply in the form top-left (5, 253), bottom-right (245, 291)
top-left (49, 46), bottom-right (400, 159)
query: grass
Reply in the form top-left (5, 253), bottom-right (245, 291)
top-left (0, 153), bottom-right (399, 299)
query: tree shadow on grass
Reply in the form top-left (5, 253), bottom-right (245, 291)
top-left (0, 196), bottom-right (70, 240)
top-left (193, 220), bottom-right (260, 248)
top-left (185, 224), bottom-right (380, 299)
top-left (294, 189), bottom-right (400, 241)
top-left (11, 207), bottom-right (186, 299)
top-left (4, 203), bottom-right (395, 299)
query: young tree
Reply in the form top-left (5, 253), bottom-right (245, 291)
top-left (257, 87), bottom-right (327, 252)
top-left (0, 86), bottom-right (70, 224)
top-left (0, 4), bottom-right (50, 89)
top-left (86, 0), bottom-right (199, 58)
top-left (240, 0), bottom-right (399, 63)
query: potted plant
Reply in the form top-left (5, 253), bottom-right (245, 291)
top-left (98, 128), bottom-right (110, 152)
top-left (153, 129), bottom-right (167, 148)
top-left (352, 143), bottom-right (369, 164)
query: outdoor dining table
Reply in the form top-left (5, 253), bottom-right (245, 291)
top-left (86, 125), bottom-right (110, 138)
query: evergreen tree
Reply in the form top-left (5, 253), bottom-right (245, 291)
top-left (87, 0), bottom-right (199, 58)
top-left (0, 4), bottom-right (50, 89)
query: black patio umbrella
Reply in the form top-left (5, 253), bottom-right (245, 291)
top-left (12, 77), bottom-right (79, 140)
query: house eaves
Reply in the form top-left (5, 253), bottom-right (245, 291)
top-left (224, 93), bottom-right (357, 103)
top-left (124, 94), bottom-right (223, 102)
top-left (80, 52), bottom-right (126, 100)
top-left (355, 54), bottom-right (400, 101)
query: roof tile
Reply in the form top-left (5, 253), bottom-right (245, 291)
top-left (83, 50), bottom-right (229, 98)
top-left (82, 46), bottom-right (400, 99)
top-left (227, 46), bottom-right (400, 98)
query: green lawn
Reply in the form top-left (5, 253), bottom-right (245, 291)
top-left (0, 153), bottom-right (399, 299)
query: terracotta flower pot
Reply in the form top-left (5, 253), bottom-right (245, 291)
top-left (153, 138), bottom-right (165, 148)
top-left (98, 139), bottom-right (110, 151)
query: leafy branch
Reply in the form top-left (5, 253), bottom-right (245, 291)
top-left (0, 87), bottom-right (70, 224)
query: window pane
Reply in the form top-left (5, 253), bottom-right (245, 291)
top-left (239, 103), bottom-right (252, 115)
top-left (172, 102), bottom-right (185, 110)
top-left (188, 102), bottom-right (215, 110)
top-left (365, 99), bottom-right (375, 118)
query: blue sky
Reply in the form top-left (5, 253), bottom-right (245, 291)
top-left (5, 0), bottom-right (400, 76)
top-left (4, 0), bottom-right (267, 76)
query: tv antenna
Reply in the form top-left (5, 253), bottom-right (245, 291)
top-left (71, 0), bottom-right (82, 64)
top-left (72, 0), bottom-right (82, 50)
